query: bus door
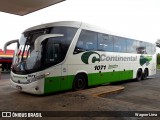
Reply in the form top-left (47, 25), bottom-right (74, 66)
top-left (39, 34), bottom-right (64, 93)
top-left (44, 41), bottom-right (71, 91)
top-left (43, 42), bottom-right (70, 92)
top-left (61, 64), bottom-right (70, 90)
top-left (43, 43), bottom-right (62, 93)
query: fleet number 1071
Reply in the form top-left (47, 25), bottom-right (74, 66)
top-left (94, 65), bottom-right (106, 70)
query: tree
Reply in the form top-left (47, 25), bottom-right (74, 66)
top-left (157, 53), bottom-right (160, 64)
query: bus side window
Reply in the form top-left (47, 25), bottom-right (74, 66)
top-left (127, 39), bottom-right (137, 53)
top-left (74, 30), bottom-right (98, 54)
top-left (98, 33), bottom-right (113, 52)
top-left (151, 44), bottom-right (156, 55)
top-left (136, 41), bottom-right (146, 54)
top-left (113, 36), bottom-right (127, 53)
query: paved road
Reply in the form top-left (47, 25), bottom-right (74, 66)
top-left (102, 70), bottom-right (160, 110)
top-left (0, 70), bottom-right (160, 120)
top-left (0, 71), bottom-right (10, 80)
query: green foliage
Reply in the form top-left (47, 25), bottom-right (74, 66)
top-left (157, 64), bottom-right (160, 69)
top-left (157, 53), bottom-right (160, 64)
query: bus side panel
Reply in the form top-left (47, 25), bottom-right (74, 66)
top-left (60, 75), bottom-right (75, 91)
top-left (118, 70), bottom-right (133, 81)
top-left (44, 65), bottom-right (75, 94)
top-left (44, 76), bottom-right (61, 93)
top-left (88, 70), bottom-right (133, 86)
top-left (149, 54), bottom-right (157, 76)
top-left (44, 75), bottom-right (75, 94)
top-left (60, 65), bottom-right (73, 91)
top-left (119, 63), bottom-right (135, 80)
top-left (67, 62), bottom-right (134, 88)
top-left (68, 64), bottom-right (134, 86)
top-left (44, 66), bottom-right (62, 94)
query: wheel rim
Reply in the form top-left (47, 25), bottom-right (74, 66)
top-left (74, 75), bottom-right (86, 90)
top-left (76, 78), bottom-right (84, 89)
top-left (137, 70), bottom-right (142, 80)
top-left (143, 69), bottom-right (148, 79)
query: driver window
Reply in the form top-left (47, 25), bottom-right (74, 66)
top-left (44, 41), bottom-right (62, 68)
top-left (45, 44), bottom-right (61, 63)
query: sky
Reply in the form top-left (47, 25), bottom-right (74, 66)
top-left (0, 0), bottom-right (160, 52)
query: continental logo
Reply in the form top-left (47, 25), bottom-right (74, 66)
top-left (81, 52), bottom-right (137, 64)
top-left (81, 52), bottom-right (100, 64)
top-left (140, 55), bottom-right (152, 66)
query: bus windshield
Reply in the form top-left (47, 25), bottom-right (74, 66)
top-left (12, 27), bottom-right (77, 74)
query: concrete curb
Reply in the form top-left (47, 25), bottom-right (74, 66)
top-left (78, 86), bottom-right (125, 97)
top-left (92, 86), bottom-right (125, 97)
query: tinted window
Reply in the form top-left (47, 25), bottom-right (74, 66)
top-left (43, 27), bottom-right (77, 68)
top-left (127, 39), bottom-right (137, 53)
top-left (98, 33), bottom-right (113, 52)
top-left (145, 42), bottom-right (152, 54)
top-left (136, 41), bottom-right (146, 54)
top-left (151, 44), bottom-right (156, 55)
top-left (114, 36), bottom-right (127, 52)
top-left (50, 27), bottom-right (77, 45)
top-left (74, 30), bottom-right (98, 54)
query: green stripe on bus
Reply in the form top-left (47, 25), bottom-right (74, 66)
top-left (88, 70), bottom-right (133, 86)
top-left (44, 70), bottom-right (133, 94)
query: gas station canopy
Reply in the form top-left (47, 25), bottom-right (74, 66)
top-left (0, 0), bottom-right (65, 16)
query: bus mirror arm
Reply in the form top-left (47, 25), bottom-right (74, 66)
top-left (34, 34), bottom-right (64, 51)
top-left (4, 39), bottom-right (19, 54)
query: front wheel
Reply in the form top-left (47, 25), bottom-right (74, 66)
top-left (73, 74), bottom-right (87, 90)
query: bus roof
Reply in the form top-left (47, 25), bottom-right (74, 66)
top-left (24, 21), bottom-right (82, 32)
top-left (24, 21), bottom-right (112, 34)
top-left (24, 21), bottom-right (120, 37)
top-left (23, 21), bottom-right (154, 44)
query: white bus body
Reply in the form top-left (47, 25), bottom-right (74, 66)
top-left (5, 21), bottom-right (156, 94)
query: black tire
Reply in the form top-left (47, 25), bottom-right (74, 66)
top-left (136, 69), bottom-right (143, 81)
top-left (142, 69), bottom-right (148, 80)
top-left (73, 74), bottom-right (87, 90)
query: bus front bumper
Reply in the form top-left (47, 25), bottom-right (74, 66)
top-left (10, 79), bottom-right (44, 95)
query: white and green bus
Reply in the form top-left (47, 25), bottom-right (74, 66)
top-left (4, 21), bottom-right (156, 94)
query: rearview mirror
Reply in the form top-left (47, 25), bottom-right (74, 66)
top-left (4, 39), bottom-right (19, 53)
top-left (34, 34), bottom-right (64, 51)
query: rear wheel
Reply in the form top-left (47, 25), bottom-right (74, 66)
top-left (136, 69), bottom-right (143, 81)
top-left (142, 68), bottom-right (148, 80)
top-left (73, 74), bottom-right (87, 90)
